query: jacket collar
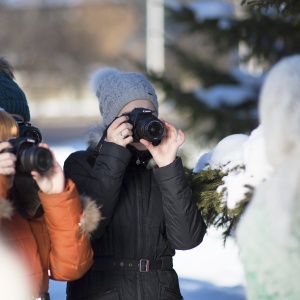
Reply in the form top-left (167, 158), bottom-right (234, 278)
top-left (126, 145), bottom-right (157, 169)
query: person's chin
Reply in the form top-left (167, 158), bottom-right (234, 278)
top-left (130, 142), bottom-right (147, 150)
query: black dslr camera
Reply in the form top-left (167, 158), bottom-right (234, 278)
top-left (4, 137), bottom-right (52, 174)
top-left (2, 118), bottom-right (52, 174)
top-left (121, 108), bottom-right (165, 146)
top-left (16, 119), bottom-right (43, 144)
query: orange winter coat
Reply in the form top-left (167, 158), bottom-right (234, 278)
top-left (0, 174), bottom-right (95, 298)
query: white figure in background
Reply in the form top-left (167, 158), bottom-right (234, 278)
top-left (0, 238), bottom-right (32, 299)
top-left (236, 55), bottom-right (300, 299)
top-left (194, 127), bottom-right (273, 210)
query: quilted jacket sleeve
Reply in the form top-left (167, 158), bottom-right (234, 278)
top-left (64, 142), bottom-right (131, 239)
top-left (38, 179), bottom-right (94, 280)
top-left (153, 158), bottom-right (206, 250)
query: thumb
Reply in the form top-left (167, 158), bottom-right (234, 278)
top-left (177, 130), bottom-right (185, 147)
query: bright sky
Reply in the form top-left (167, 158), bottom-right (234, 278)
top-left (187, 0), bottom-right (234, 22)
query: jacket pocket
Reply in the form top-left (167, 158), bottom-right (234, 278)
top-left (160, 286), bottom-right (183, 300)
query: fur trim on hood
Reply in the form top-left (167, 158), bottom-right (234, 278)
top-left (0, 198), bottom-right (13, 220)
top-left (79, 195), bottom-right (102, 236)
top-left (85, 123), bottom-right (107, 149)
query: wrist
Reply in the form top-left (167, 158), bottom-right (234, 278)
top-left (43, 180), bottom-right (65, 195)
top-left (157, 158), bottom-right (175, 168)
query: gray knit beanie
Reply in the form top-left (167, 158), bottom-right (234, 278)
top-left (90, 67), bottom-right (158, 127)
top-left (0, 57), bottom-right (30, 122)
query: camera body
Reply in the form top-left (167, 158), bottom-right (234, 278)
top-left (4, 137), bottom-right (52, 174)
top-left (13, 118), bottom-right (43, 144)
top-left (7, 117), bottom-right (52, 174)
top-left (121, 108), bottom-right (164, 146)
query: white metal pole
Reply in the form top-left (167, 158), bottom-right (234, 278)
top-left (146, 0), bottom-right (165, 74)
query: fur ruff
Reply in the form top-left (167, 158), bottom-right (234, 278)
top-left (79, 195), bottom-right (102, 235)
top-left (0, 194), bottom-right (101, 235)
top-left (0, 198), bottom-right (14, 220)
top-left (84, 123), bottom-right (107, 149)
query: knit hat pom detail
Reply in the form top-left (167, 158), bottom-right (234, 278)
top-left (90, 67), bottom-right (119, 95)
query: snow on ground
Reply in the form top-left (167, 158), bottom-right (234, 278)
top-left (174, 228), bottom-right (245, 287)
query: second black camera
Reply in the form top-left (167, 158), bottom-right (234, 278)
top-left (121, 108), bottom-right (165, 145)
top-left (4, 137), bottom-right (52, 174)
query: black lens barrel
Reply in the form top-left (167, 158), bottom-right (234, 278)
top-left (19, 146), bottom-right (52, 173)
top-left (136, 117), bottom-right (164, 142)
top-left (4, 138), bottom-right (53, 174)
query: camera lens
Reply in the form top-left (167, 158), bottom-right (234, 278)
top-left (136, 117), bottom-right (164, 142)
top-left (19, 146), bottom-right (52, 173)
top-left (148, 121), bottom-right (163, 137)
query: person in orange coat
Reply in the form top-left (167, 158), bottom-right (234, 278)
top-left (0, 108), bottom-right (100, 300)
top-left (0, 58), bottom-right (101, 299)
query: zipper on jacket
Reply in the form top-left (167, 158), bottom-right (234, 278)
top-left (133, 166), bottom-right (143, 300)
top-left (133, 167), bottom-right (143, 259)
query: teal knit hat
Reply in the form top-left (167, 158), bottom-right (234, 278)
top-left (0, 57), bottom-right (30, 122)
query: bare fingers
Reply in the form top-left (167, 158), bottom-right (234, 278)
top-left (0, 152), bottom-right (16, 176)
top-left (107, 116), bottom-right (133, 147)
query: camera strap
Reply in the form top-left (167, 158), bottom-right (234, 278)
top-left (12, 175), bottom-right (44, 219)
top-left (87, 127), bottom-right (108, 167)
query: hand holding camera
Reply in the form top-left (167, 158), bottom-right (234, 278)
top-left (122, 108), bottom-right (164, 145)
top-left (106, 107), bottom-right (184, 167)
top-left (1, 117), bottom-right (53, 175)
top-left (107, 115), bottom-right (134, 147)
top-left (0, 118), bottom-right (65, 195)
top-left (0, 139), bottom-right (64, 195)
top-left (0, 141), bottom-right (17, 177)
top-left (107, 108), bottom-right (165, 148)
top-left (30, 143), bottom-right (65, 195)
top-left (140, 120), bottom-right (185, 168)
top-left (3, 137), bottom-right (52, 174)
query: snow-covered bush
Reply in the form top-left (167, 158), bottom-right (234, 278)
top-left (192, 125), bottom-right (273, 242)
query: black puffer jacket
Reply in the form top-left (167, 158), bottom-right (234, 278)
top-left (64, 141), bottom-right (206, 300)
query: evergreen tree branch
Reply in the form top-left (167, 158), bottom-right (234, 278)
top-left (191, 168), bottom-right (252, 244)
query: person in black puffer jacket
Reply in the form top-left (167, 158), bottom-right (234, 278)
top-left (64, 67), bottom-right (207, 300)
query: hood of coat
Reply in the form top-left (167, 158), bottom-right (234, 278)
top-left (0, 198), bottom-right (13, 220)
top-left (85, 123), bottom-right (107, 150)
